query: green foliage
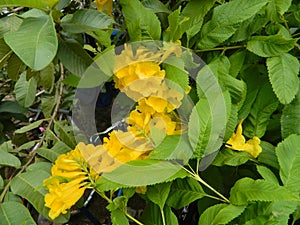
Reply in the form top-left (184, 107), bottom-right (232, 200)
top-left (0, 202), bottom-right (36, 225)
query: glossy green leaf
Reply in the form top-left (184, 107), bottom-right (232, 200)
top-left (229, 177), bottom-right (299, 205)
top-left (281, 82), bottom-right (300, 138)
top-left (0, 0), bottom-right (59, 10)
top-left (198, 203), bottom-right (246, 225)
top-left (267, 53), bottom-right (300, 104)
top-left (10, 170), bottom-right (69, 223)
top-left (0, 150), bottom-right (20, 168)
top-left (0, 202), bottom-right (36, 225)
top-left (121, 0), bottom-right (161, 40)
top-left (147, 182), bottom-right (172, 209)
top-left (197, 0), bottom-right (268, 48)
top-left (276, 134), bottom-right (300, 192)
top-left (4, 15), bottom-right (58, 71)
top-left (57, 37), bottom-right (93, 76)
top-left (166, 177), bottom-right (205, 209)
top-left (14, 72), bottom-right (37, 107)
top-left (61, 9), bottom-right (114, 33)
top-left (246, 35), bottom-right (296, 57)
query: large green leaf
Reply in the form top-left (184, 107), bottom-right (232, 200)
top-left (102, 159), bottom-right (188, 186)
top-left (267, 53), bottom-right (300, 104)
top-left (229, 177), bottom-right (299, 205)
top-left (197, 0), bottom-right (268, 49)
top-left (0, 16), bottom-right (22, 38)
top-left (0, 202), bottom-right (36, 225)
top-left (281, 82), bottom-right (300, 138)
top-left (246, 34), bottom-right (296, 57)
top-left (166, 177), bottom-right (205, 209)
top-left (0, 101), bottom-right (27, 114)
top-left (0, 0), bottom-right (58, 10)
top-left (14, 72), bottom-right (37, 108)
top-left (121, 0), bottom-right (161, 40)
top-left (243, 82), bottom-right (279, 138)
top-left (4, 15), bottom-right (58, 71)
top-left (61, 9), bottom-right (114, 33)
top-left (276, 134), bottom-right (300, 192)
top-left (198, 203), bottom-right (246, 225)
top-left (57, 37), bottom-right (93, 76)
top-left (10, 170), bottom-right (69, 223)
top-left (0, 150), bottom-right (21, 168)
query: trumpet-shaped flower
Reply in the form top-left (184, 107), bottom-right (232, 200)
top-left (225, 120), bottom-right (262, 158)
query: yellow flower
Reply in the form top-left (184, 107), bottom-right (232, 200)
top-left (225, 120), bottom-right (262, 158)
top-left (94, 0), bottom-right (113, 17)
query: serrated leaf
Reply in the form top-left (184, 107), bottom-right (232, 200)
top-left (57, 37), bottom-right (93, 76)
top-left (246, 35), bottom-right (296, 57)
top-left (147, 182), bottom-right (171, 209)
top-left (0, 150), bottom-right (20, 168)
top-left (14, 72), bottom-right (37, 107)
top-left (197, 0), bottom-right (268, 49)
top-left (276, 134), bottom-right (300, 192)
top-left (243, 82), bottom-right (279, 138)
top-left (6, 53), bottom-right (23, 81)
top-left (110, 209), bottom-right (129, 225)
top-left (267, 53), bottom-right (300, 104)
top-left (165, 8), bottom-right (187, 41)
top-left (4, 15), bottom-right (58, 71)
top-left (61, 9), bottom-right (114, 33)
top-left (270, 201), bottom-right (298, 224)
top-left (271, 0), bottom-right (293, 16)
top-left (121, 0), bottom-right (161, 40)
top-left (213, 148), bottom-right (250, 167)
top-left (0, 202), bottom-right (36, 225)
top-left (102, 159), bottom-right (188, 186)
top-left (229, 177), bottom-right (299, 205)
top-left (10, 170), bottom-right (69, 223)
top-left (229, 50), bottom-right (246, 78)
top-left (0, 0), bottom-right (59, 10)
top-left (166, 177), bottom-right (205, 209)
top-left (256, 165), bottom-right (279, 185)
top-left (281, 82), bottom-right (300, 139)
top-left (15, 119), bottom-right (46, 134)
top-left (198, 203), bottom-right (246, 225)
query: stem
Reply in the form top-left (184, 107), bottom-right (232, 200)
top-left (125, 212), bottom-right (144, 225)
top-left (160, 207), bottom-right (166, 225)
top-left (0, 63), bottom-right (65, 203)
top-left (194, 45), bottom-right (245, 53)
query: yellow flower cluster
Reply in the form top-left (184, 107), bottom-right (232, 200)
top-left (43, 146), bottom-right (99, 220)
top-left (225, 120), bottom-right (262, 158)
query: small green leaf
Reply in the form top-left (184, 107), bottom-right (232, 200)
top-left (198, 203), bottom-right (246, 225)
top-left (229, 177), bottom-right (299, 205)
top-left (213, 148), bottom-right (250, 167)
top-left (15, 119), bottom-right (46, 134)
top-left (36, 141), bottom-right (72, 162)
top-left (110, 209), bottom-right (129, 225)
top-left (0, 150), bottom-right (21, 168)
top-left (14, 72), bottom-right (37, 108)
top-left (147, 182), bottom-right (172, 209)
top-left (39, 63), bottom-right (55, 91)
top-left (276, 134), bottom-right (300, 192)
top-left (246, 35), bottom-right (296, 57)
top-left (229, 50), bottom-right (246, 78)
top-left (256, 165), bottom-right (279, 185)
top-left (0, 0), bottom-right (59, 10)
top-left (281, 82), bottom-right (300, 138)
top-left (4, 15), bottom-right (58, 70)
top-left (142, 0), bottom-right (171, 13)
top-left (166, 177), bottom-right (205, 209)
top-left (6, 53), bottom-right (23, 81)
top-left (61, 9), bottom-right (114, 33)
top-left (258, 141), bottom-right (279, 170)
top-left (0, 101), bottom-right (27, 114)
top-left (53, 121), bottom-right (76, 148)
top-left (0, 202), bottom-right (36, 225)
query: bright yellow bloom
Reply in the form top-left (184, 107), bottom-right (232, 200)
top-left (225, 120), bottom-right (262, 158)
top-left (94, 0), bottom-right (113, 17)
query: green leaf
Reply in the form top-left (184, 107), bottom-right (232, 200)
top-left (141, 0), bottom-right (171, 13)
top-left (147, 182), bottom-right (172, 209)
top-left (26, 162), bottom-right (52, 173)
top-left (121, 0), bottom-right (161, 40)
top-left (62, 74), bottom-right (80, 87)
top-left (36, 141), bottom-right (72, 162)
top-left (0, 15), bottom-right (22, 39)
top-left (246, 35), bottom-right (297, 57)
top-left (198, 203), bottom-right (246, 225)
top-left (102, 159), bottom-right (188, 186)
top-left (0, 101), bottom-right (27, 114)
top-left (53, 121), bottom-right (76, 148)
top-left (258, 141), bottom-right (279, 170)
top-left (164, 63), bottom-right (189, 91)
top-left (110, 209), bottom-right (129, 225)
top-left (15, 119), bottom-right (46, 134)
top-left (256, 165), bottom-right (279, 185)
top-left (213, 148), bottom-right (250, 167)
top-left (4, 15), bottom-right (58, 71)
top-left (14, 72), bottom-right (37, 108)
top-left (281, 82), bottom-right (300, 138)
top-left (197, 0), bottom-right (268, 49)
top-left (0, 202), bottom-right (36, 225)
top-left (10, 170), bottom-right (69, 223)
top-left (243, 82), bottom-right (279, 138)
top-left (267, 53), bottom-right (300, 104)
top-left (270, 0), bottom-right (293, 16)
top-left (276, 134), bottom-right (300, 192)
top-left (61, 9), bottom-right (114, 33)
top-left (0, 141), bottom-right (13, 152)
top-left (0, 0), bottom-right (58, 10)
top-left (41, 95), bottom-right (57, 118)
top-left (229, 177), bottom-right (299, 205)
top-left (229, 50), bottom-right (246, 78)
top-left (6, 53), bottom-right (23, 81)
top-left (0, 175), bottom-right (3, 189)
top-left (166, 177), bottom-right (205, 209)
top-left (140, 202), bottom-right (163, 225)
top-left (57, 37), bottom-right (93, 76)
top-left (0, 150), bottom-right (20, 168)
top-left (39, 63), bottom-right (55, 91)
top-left (269, 201), bottom-right (298, 224)
top-left (164, 8), bottom-right (187, 41)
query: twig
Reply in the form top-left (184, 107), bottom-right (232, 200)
top-left (194, 45), bottom-right (245, 53)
